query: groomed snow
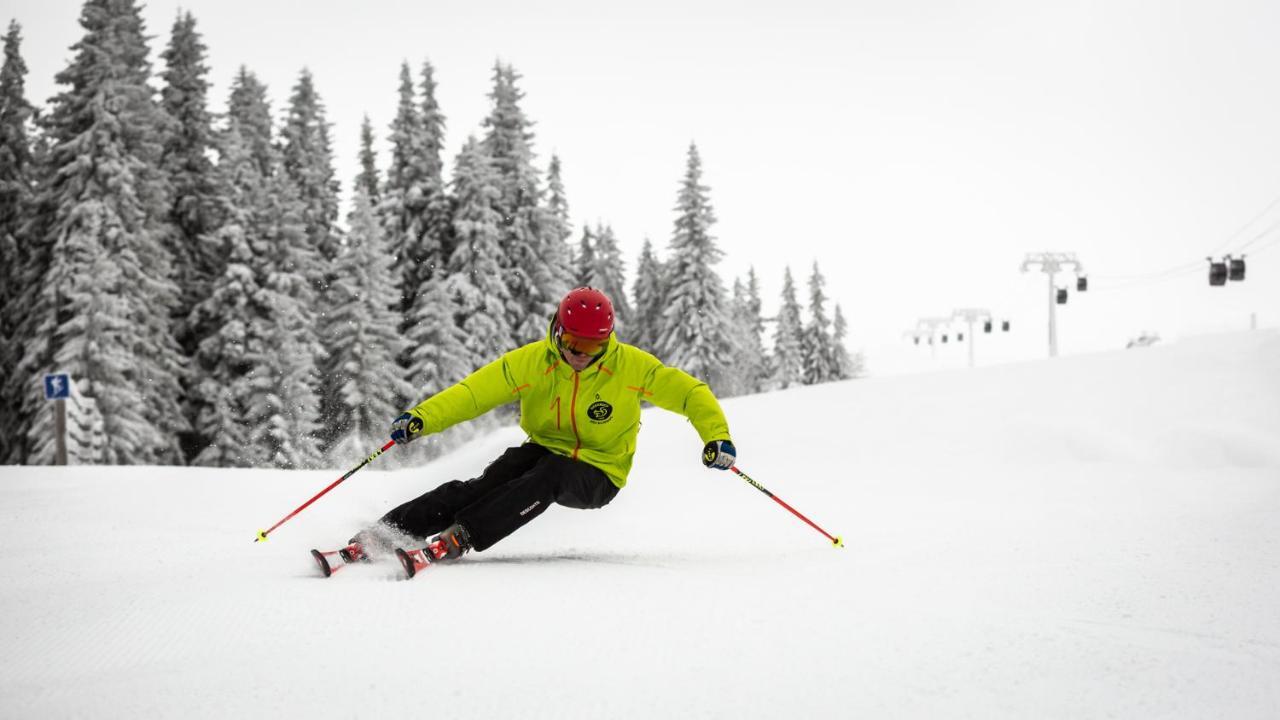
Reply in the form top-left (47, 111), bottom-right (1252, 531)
top-left (2, 330), bottom-right (1278, 718)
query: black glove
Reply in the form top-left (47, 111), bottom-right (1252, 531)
top-left (390, 412), bottom-right (424, 444)
top-left (702, 439), bottom-right (736, 470)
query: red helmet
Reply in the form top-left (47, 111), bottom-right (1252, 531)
top-left (557, 287), bottom-right (614, 341)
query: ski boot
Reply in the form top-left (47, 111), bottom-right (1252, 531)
top-left (426, 523), bottom-right (472, 562)
top-left (395, 524), bottom-right (472, 579)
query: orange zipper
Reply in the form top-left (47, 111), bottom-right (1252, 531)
top-left (570, 372), bottom-right (582, 460)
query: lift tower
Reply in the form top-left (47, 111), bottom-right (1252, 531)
top-left (1020, 252), bottom-right (1085, 358)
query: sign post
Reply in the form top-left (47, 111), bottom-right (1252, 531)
top-left (43, 374), bottom-right (70, 466)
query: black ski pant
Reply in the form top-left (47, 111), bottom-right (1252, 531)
top-left (378, 443), bottom-right (620, 552)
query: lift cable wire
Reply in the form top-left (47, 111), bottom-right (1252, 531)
top-left (1088, 187), bottom-right (1280, 288)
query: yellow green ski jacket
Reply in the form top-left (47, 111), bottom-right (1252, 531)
top-left (406, 327), bottom-right (732, 488)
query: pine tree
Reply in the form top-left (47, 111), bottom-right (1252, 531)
top-left (655, 143), bottom-right (733, 388)
top-left (159, 11), bottom-right (223, 461)
top-left (322, 184), bottom-right (415, 460)
top-left (590, 223), bottom-right (632, 332)
top-left (801, 261), bottom-right (837, 385)
top-left (355, 114), bottom-right (379, 204)
top-left (159, 11), bottom-right (219, 319)
top-left (771, 266), bottom-right (805, 389)
top-left (446, 137), bottom-right (514, 363)
top-left (209, 69), bottom-right (322, 468)
top-left (480, 63), bottom-right (570, 342)
top-left (0, 20), bottom-right (36, 463)
top-left (832, 304), bottom-right (863, 380)
top-left (384, 62), bottom-right (448, 310)
top-left (18, 0), bottom-right (187, 464)
top-left (188, 217), bottom-right (257, 467)
top-left (726, 269), bottom-right (769, 395)
top-left (575, 224), bottom-right (598, 287)
top-left (281, 68), bottom-right (341, 278)
top-left (546, 154), bottom-right (572, 253)
top-left (417, 60), bottom-right (453, 270)
top-left (630, 238), bottom-right (666, 350)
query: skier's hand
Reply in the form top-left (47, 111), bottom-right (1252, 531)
top-left (390, 412), bottom-right (424, 444)
top-left (702, 439), bottom-right (736, 470)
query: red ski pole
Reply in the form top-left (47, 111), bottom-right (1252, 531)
top-left (254, 439), bottom-right (398, 543)
top-left (731, 466), bottom-right (844, 547)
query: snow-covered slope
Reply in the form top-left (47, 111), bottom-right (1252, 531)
top-left (2, 331), bottom-right (1278, 718)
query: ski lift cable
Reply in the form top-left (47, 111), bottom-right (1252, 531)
top-left (1093, 232), bottom-right (1278, 294)
top-left (1091, 186), bottom-right (1280, 282)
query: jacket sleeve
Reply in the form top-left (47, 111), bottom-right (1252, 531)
top-left (643, 360), bottom-right (732, 444)
top-left (407, 352), bottom-right (520, 435)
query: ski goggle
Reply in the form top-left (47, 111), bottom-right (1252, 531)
top-left (555, 325), bottom-right (610, 357)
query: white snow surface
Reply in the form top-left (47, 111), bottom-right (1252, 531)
top-left (2, 331), bottom-right (1279, 719)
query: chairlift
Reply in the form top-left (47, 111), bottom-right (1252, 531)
top-left (1077, 275), bottom-right (1088, 292)
top-left (1208, 258), bottom-right (1227, 286)
top-left (1229, 256), bottom-right (1246, 282)
top-left (1056, 288), bottom-right (1068, 304)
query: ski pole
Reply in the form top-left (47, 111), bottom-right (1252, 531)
top-left (254, 439), bottom-right (398, 543)
top-left (731, 466), bottom-right (844, 547)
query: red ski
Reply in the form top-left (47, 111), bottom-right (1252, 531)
top-left (310, 542), bottom-right (369, 578)
top-left (394, 537), bottom-right (454, 579)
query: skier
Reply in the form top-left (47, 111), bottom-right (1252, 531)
top-left (350, 287), bottom-right (737, 569)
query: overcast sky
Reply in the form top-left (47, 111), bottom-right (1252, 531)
top-left (9, 0), bottom-right (1280, 374)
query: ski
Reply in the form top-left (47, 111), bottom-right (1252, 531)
top-left (310, 542), bottom-right (368, 578)
top-left (394, 538), bottom-right (452, 579)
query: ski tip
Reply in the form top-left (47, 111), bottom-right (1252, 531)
top-left (832, 535), bottom-right (845, 548)
top-left (395, 548), bottom-right (417, 579)
top-left (311, 549), bottom-right (333, 578)
top-left (255, 529), bottom-right (269, 543)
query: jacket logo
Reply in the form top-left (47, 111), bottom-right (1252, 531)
top-left (587, 401), bottom-right (613, 423)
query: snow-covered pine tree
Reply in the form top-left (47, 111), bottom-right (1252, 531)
top-left (575, 224), bottom-right (598, 287)
top-left (801, 261), bottom-right (837, 385)
top-left (629, 238), bottom-right (666, 351)
top-left (771, 266), bottom-right (805, 389)
top-left (725, 270), bottom-right (769, 396)
top-left (589, 223), bottom-right (632, 334)
top-left (355, 115), bottom-right (380, 204)
top-left (159, 11), bottom-right (219, 325)
top-left (384, 62), bottom-right (442, 308)
top-left (655, 143), bottom-right (733, 389)
top-left (188, 214), bottom-right (258, 467)
top-left (322, 184), bottom-right (415, 461)
top-left (281, 69), bottom-right (346, 453)
top-left (447, 137), bottom-right (515, 363)
top-left (832, 303), bottom-right (864, 380)
top-left (159, 11), bottom-right (222, 461)
top-left (480, 63), bottom-right (569, 342)
top-left (542, 153), bottom-right (574, 299)
top-left (546, 154), bottom-right (572, 257)
top-left (280, 68), bottom-right (341, 281)
top-left (417, 60), bottom-right (453, 269)
top-left (224, 69), bottom-right (323, 468)
top-left (0, 20), bottom-right (36, 463)
top-left (18, 0), bottom-right (188, 464)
